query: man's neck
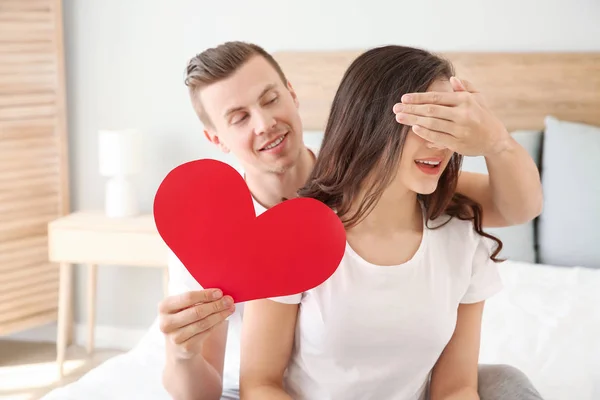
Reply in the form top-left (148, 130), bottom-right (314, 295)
top-left (245, 146), bottom-right (315, 209)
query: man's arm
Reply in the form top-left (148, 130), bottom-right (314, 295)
top-left (456, 134), bottom-right (543, 227)
top-left (159, 288), bottom-right (235, 400)
top-left (162, 319), bottom-right (229, 400)
top-left (240, 299), bottom-right (298, 400)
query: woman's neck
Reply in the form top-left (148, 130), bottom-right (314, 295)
top-left (349, 183), bottom-right (422, 237)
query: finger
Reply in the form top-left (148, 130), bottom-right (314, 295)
top-left (426, 142), bottom-right (447, 150)
top-left (401, 91), bottom-right (462, 106)
top-left (175, 323), bottom-right (220, 356)
top-left (161, 296), bottom-right (234, 333)
top-left (159, 289), bottom-right (223, 314)
top-left (450, 76), bottom-right (467, 92)
top-left (172, 307), bottom-right (235, 344)
top-left (395, 112), bottom-right (456, 135)
top-left (451, 76), bottom-right (479, 93)
top-left (411, 125), bottom-right (455, 148)
top-left (393, 103), bottom-right (454, 122)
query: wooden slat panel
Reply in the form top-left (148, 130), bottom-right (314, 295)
top-left (0, 20), bottom-right (54, 43)
top-left (272, 51), bottom-right (600, 131)
top-left (0, 30), bottom-right (56, 43)
top-left (2, 268), bottom-right (57, 292)
top-left (0, 11), bottom-right (52, 22)
top-left (0, 292), bottom-right (58, 321)
top-left (0, 293), bottom-right (58, 324)
top-left (0, 213), bottom-right (59, 242)
top-left (0, 234), bottom-right (47, 253)
top-left (0, 204), bottom-right (59, 226)
top-left (0, 72), bottom-right (56, 87)
top-left (0, 235), bottom-right (49, 272)
top-left (0, 81), bottom-right (56, 94)
top-left (0, 186), bottom-right (58, 204)
top-left (0, 148), bottom-right (58, 163)
top-left (0, 142), bottom-right (58, 161)
top-left (0, 92), bottom-right (55, 107)
top-left (0, 193), bottom-right (60, 221)
top-left (0, 0), bottom-right (67, 335)
top-left (0, 104), bottom-right (56, 120)
top-left (0, 135), bottom-right (57, 152)
top-left (0, 165), bottom-right (59, 183)
top-left (0, 118), bottom-right (55, 140)
top-left (0, 1), bottom-right (52, 12)
top-left (0, 20), bottom-right (53, 32)
top-left (0, 280), bottom-right (58, 304)
top-left (0, 310), bottom-right (57, 336)
top-left (0, 248), bottom-right (49, 273)
top-left (0, 174), bottom-right (59, 194)
top-left (0, 52), bottom-right (54, 64)
top-left (0, 41), bottom-right (54, 54)
top-left (0, 154), bottom-right (58, 172)
top-left (1, 262), bottom-right (57, 282)
top-left (0, 60), bottom-right (55, 74)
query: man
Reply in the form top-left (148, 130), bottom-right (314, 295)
top-left (158, 41), bottom-right (544, 400)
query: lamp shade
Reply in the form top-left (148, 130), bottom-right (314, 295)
top-left (98, 129), bottom-right (142, 176)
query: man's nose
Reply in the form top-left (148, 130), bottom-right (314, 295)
top-left (254, 110), bottom-right (276, 135)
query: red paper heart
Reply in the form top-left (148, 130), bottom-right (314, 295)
top-left (153, 159), bottom-right (346, 303)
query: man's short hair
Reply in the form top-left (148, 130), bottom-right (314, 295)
top-left (184, 41), bottom-right (288, 128)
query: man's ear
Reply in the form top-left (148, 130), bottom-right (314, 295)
top-left (204, 129), bottom-right (230, 153)
top-left (287, 80), bottom-right (300, 108)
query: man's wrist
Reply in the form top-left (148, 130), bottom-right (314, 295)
top-left (485, 129), bottom-right (515, 158)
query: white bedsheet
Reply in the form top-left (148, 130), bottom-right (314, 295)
top-left (479, 260), bottom-right (600, 400)
top-left (42, 260), bottom-right (600, 400)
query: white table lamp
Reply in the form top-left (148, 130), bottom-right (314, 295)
top-left (98, 129), bottom-right (142, 218)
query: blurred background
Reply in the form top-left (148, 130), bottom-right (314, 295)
top-left (1, 0), bottom-right (599, 399)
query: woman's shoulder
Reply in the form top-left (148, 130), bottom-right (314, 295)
top-left (424, 214), bottom-right (485, 253)
top-left (426, 214), bottom-right (478, 236)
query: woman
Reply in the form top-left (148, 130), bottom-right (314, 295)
top-left (240, 45), bottom-right (505, 400)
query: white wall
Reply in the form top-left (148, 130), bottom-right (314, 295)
top-left (47, 0), bottom-right (600, 342)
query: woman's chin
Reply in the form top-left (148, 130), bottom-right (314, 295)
top-left (412, 182), bottom-right (439, 196)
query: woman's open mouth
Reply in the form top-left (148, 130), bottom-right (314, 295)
top-left (414, 159), bottom-right (442, 175)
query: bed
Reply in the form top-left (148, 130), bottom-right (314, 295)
top-left (42, 50), bottom-right (600, 400)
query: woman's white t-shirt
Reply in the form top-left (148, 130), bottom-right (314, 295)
top-left (270, 215), bottom-right (503, 400)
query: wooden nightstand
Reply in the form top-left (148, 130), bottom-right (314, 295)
top-left (47, 211), bottom-right (170, 377)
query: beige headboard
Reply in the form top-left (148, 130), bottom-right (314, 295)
top-left (272, 51), bottom-right (600, 132)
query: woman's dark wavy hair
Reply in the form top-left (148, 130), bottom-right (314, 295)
top-left (297, 45), bottom-right (503, 262)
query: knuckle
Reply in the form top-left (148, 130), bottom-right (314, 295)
top-left (182, 292), bottom-right (194, 305)
top-left (459, 109), bottom-right (470, 122)
top-left (464, 109), bottom-right (476, 121)
top-left (223, 307), bottom-right (234, 318)
top-left (212, 300), bottom-right (222, 314)
top-left (196, 318), bottom-right (211, 333)
top-left (158, 297), bottom-right (171, 314)
top-left (431, 94), bottom-right (440, 104)
top-left (426, 105), bottom-right (435, 115)
top-left (180, 340), bottom-right (192, 353)
top-left (200, 289), bottom-right (213, 302)
top-left (193, 304), bottom-right (205, 321)
top-left (171, 332), bottom-right (184, 345)
top-left (425, 129), bottom-right (437, 140)
top-left (158, 318), bottom-right (169, 333)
